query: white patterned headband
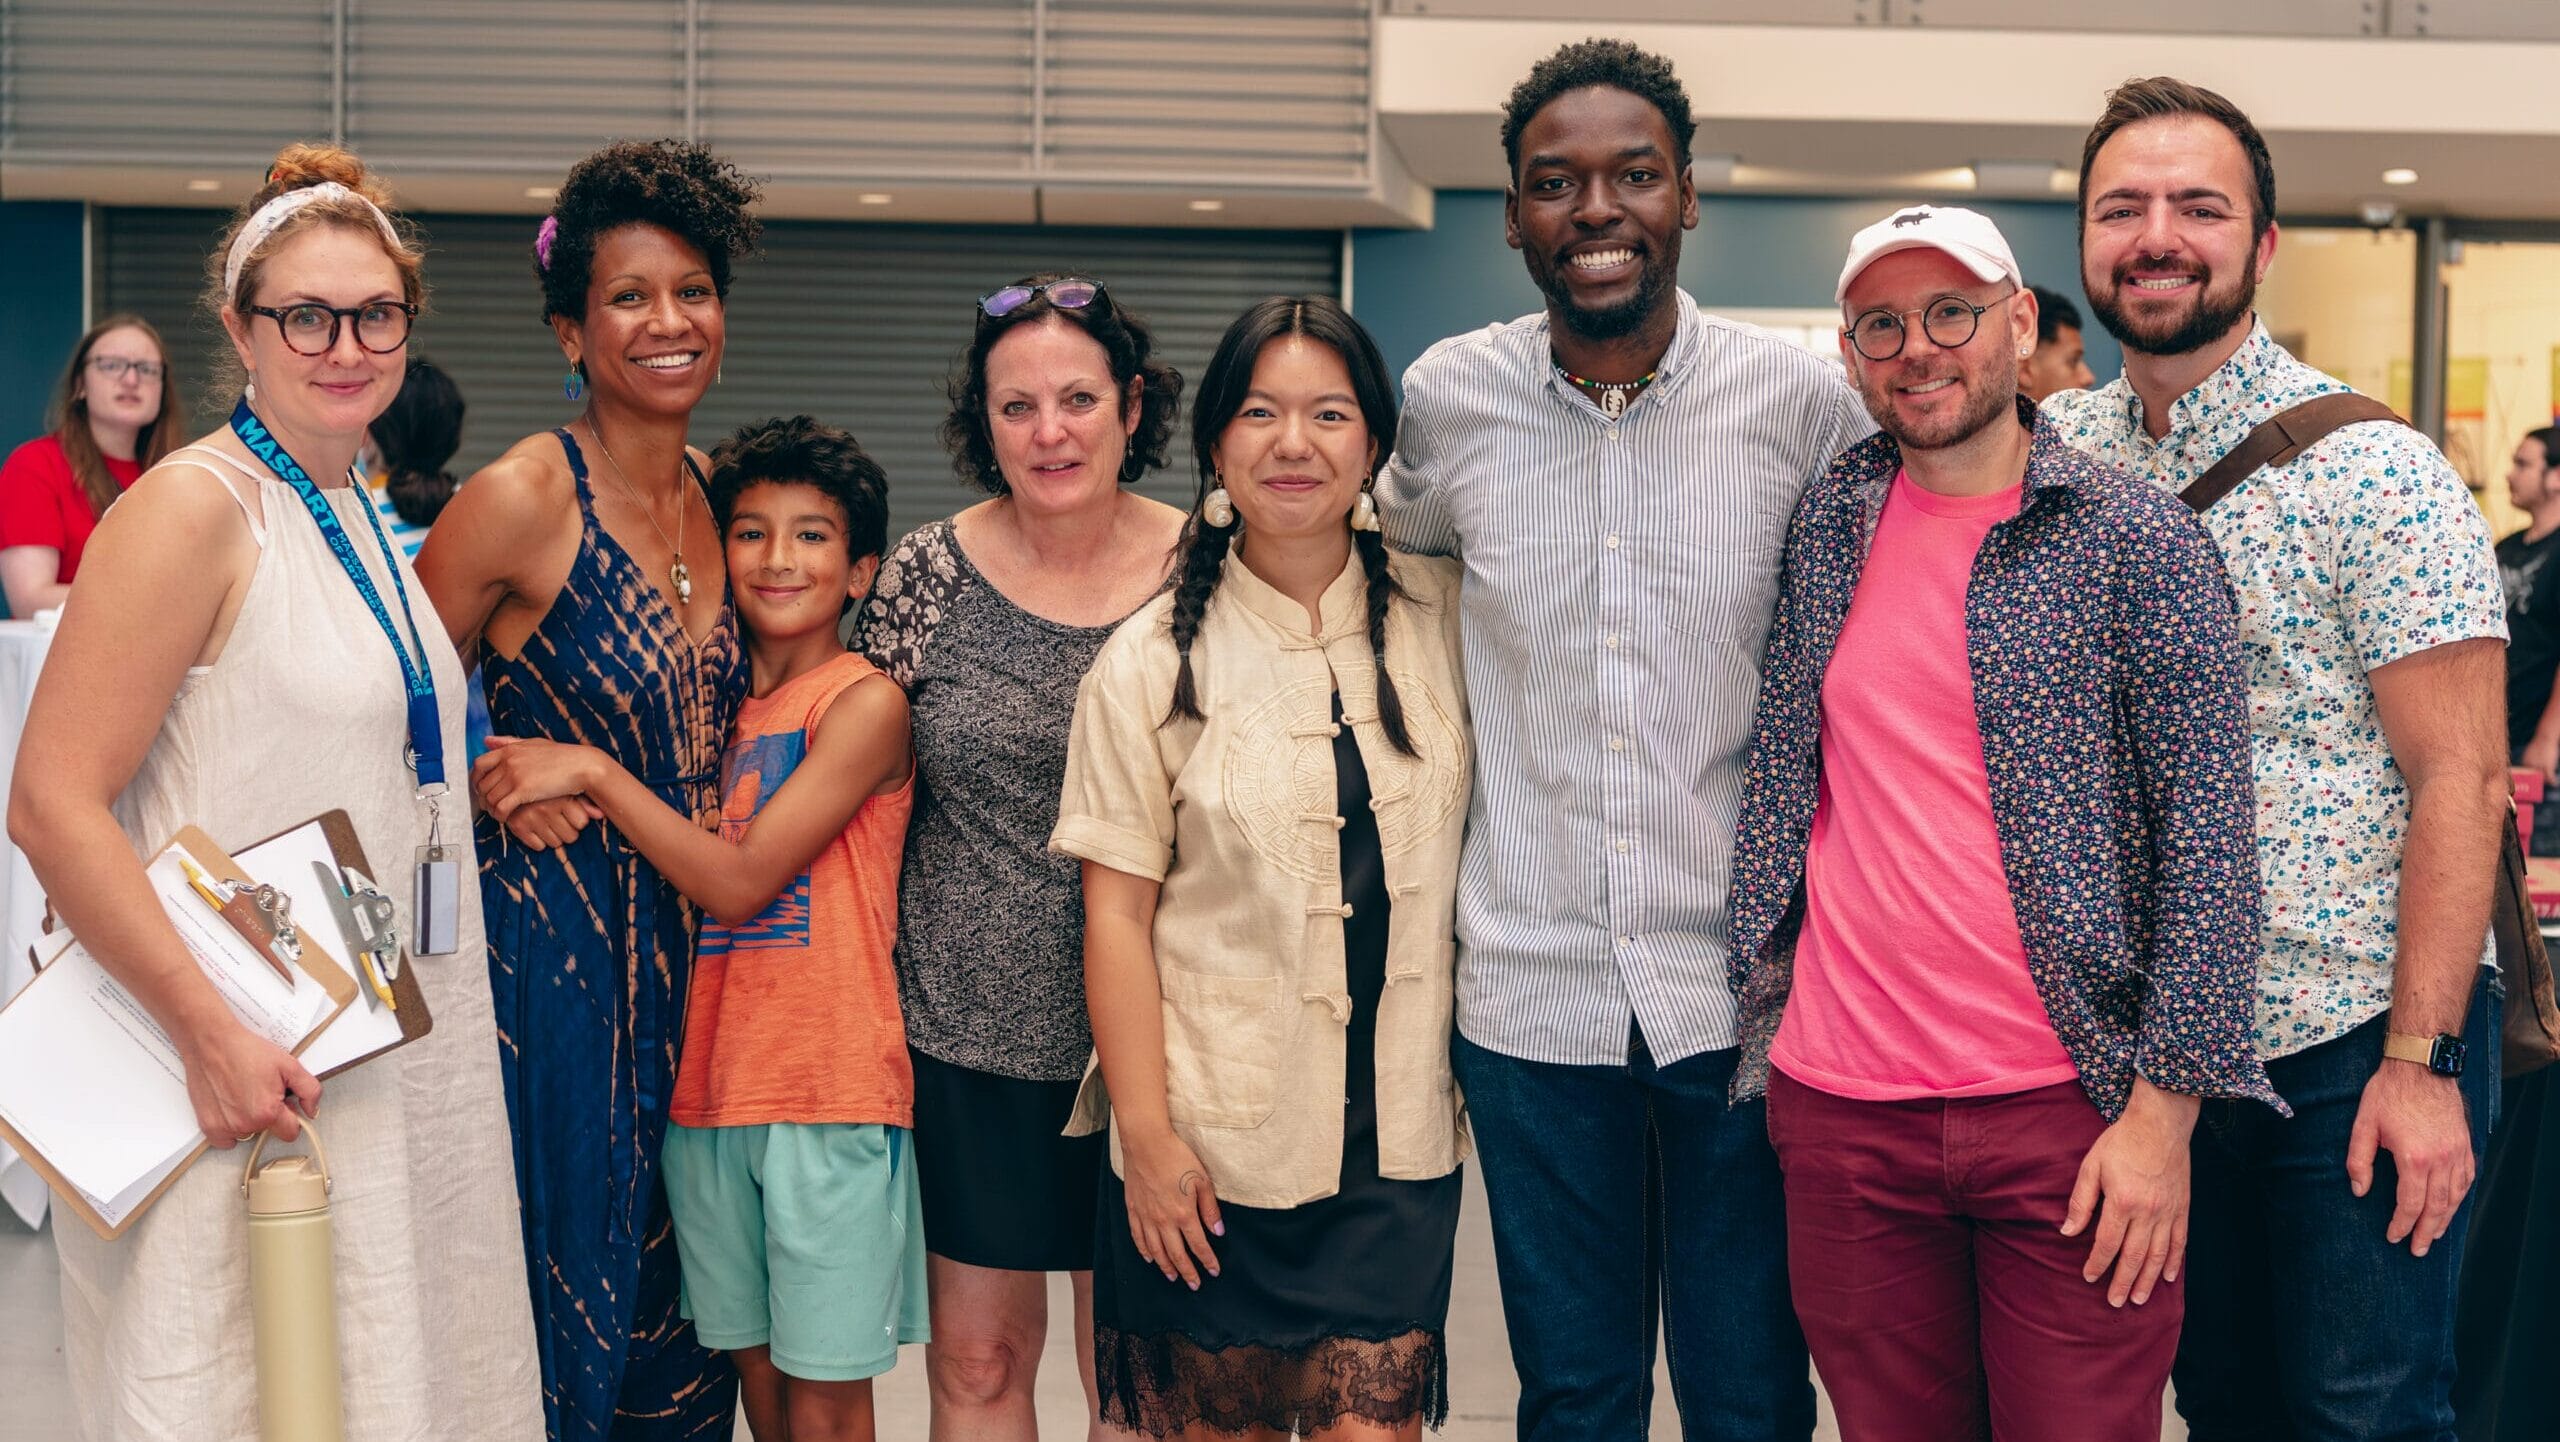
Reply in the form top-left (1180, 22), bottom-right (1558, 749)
top-left (221, 182), bottom-right (405, 300)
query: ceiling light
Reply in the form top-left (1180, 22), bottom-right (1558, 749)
top-left (858, 192), bottom-right (894, 205)
top-left (523, 186), bottom-right (556, 200)
top-left (2381, 168), bottom-right (2418, 186)
top-left (1969, 159), bottom-right (2063, 195)
top-left (186, 179), bottom-right (220, 192)
top-left (1188, 199), bottom-right (1225, 212)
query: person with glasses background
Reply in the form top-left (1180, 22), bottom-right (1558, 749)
top-left (1055, 294), bottom-right (1469, 1441)
top-left (7, 140), bottom-right (541, 1442)
top-left (416, 138), bottom-right (759, 1441)
top-left (0, 314), bottom-right (185, 615)
top-left (853, 272), bottom-right (1183, 1440)
top-left (1726, 204), bottom-right (2274, 1442)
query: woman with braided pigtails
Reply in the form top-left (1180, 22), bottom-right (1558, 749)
top-left (1053, 296), bottom-right (1471, 1441)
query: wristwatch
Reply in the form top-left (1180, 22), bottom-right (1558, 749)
top-left (2383, 1031), bottom-right (2466, 1078)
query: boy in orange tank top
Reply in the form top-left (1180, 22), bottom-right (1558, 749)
top-left (474, 415), bottom-right (919, 1442)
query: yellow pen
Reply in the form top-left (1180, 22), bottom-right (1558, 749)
top-left (178, 856), bottom-right (233, 912)
top-left (361, 951), bottom-right (398, 1013)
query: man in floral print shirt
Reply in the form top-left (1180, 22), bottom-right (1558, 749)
top-left (2046, 77), bottom-right (2509, 1442)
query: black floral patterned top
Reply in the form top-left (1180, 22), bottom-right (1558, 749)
top-left (857, 518), bottom-right (1135, 1081)
top-left (1726, 400), bottom-right (2286, 1121)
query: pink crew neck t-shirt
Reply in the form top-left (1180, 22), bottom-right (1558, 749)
top-left (1770, 469), bottom-right (2081, 1102)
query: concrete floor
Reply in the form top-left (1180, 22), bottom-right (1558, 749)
top-left (0, 1167), bottom-right (2187, 1439)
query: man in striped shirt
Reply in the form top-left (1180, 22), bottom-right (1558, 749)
top-left (1376, 38), bottom-right (1868, 1442)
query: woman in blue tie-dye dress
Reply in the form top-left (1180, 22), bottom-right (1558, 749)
top-left (418, 139), bottom-right (756, 1440)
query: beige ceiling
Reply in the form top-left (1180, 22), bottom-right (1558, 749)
top-left (1379, 16), bottom-right (2560, 224)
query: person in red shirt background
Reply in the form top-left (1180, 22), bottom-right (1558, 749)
top-left (0, 313), bottom-right (185, 615)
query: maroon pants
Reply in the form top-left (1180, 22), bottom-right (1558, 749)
top-left (1765, 1071), bottom-right (2179, 1442)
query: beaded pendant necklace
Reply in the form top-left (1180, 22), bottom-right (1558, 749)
top-left (1556, 362), bottom-right (1657, 419)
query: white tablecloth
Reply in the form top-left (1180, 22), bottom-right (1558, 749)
top-left (0, 618), bottom-right (59, 1226)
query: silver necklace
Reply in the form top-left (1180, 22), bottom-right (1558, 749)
top-left (586, 423), bottom-right (694, 605)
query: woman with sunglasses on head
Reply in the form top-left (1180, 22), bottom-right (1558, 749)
top-left (8, 142), bottom-right (540, 1441)
top-left (0, 314), bottom-right (185, 615)
top-left (853, 273), bottom-right (1184, 1438)
top-left (1053, 295), bottom-right (1468, 1442)
top-left (415, 139), bottom-right (757, 1440)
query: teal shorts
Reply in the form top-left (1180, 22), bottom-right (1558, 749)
top-left (661, 1121), bottom-right (930, 1381)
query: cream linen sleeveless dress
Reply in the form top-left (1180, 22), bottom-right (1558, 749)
top-left (52, 448), bottom-right (542, 1441)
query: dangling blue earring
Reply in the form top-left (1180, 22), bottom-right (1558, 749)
top-left (563, 360), bottom-right (585, 402)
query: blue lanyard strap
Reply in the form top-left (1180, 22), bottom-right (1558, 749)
top-left (227, 399), bottom-right (445, 790)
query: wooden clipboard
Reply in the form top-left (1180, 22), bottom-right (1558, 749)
top-left (0, 824), bottom-right (360, 1239)
top-left (237, 809), bottom-right (434, 1078)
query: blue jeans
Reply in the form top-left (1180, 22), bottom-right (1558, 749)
top-left (1452, 1028), bottom-right (1813, 1442)
top-left (2173, 971), bottom-right (2502, 1442)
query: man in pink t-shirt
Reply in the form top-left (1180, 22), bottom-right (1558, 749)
top-left (1725, 207), bottom-right (2276, 1442)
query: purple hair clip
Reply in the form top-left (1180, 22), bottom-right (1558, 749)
top-left (535, 215), bottom-right (559, 271)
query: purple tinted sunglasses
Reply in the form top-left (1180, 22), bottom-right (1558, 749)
top-left (979, 277), bottom-right (1104, 318)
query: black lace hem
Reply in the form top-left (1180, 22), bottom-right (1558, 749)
top-left (1096, 1322), bottom-right (1449, 1437)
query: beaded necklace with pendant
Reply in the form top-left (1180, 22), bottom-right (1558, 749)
top-left (1556, 362), bottom-right (1657, 419)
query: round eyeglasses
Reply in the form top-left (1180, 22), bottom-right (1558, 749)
top-left (978, 277), bottom-right (1103, 319)
top-left (1843, 291), bottom-right (2017, 362)
top-left (244, 301), bottom-right (417, 357)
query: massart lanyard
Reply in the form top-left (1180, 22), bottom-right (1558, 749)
top-left (226, 398), bottom-right (446, 811)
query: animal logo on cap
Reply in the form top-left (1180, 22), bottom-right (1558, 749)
top-left (1891, 208), bottom-right (1932, 228)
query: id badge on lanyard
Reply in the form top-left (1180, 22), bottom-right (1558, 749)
top-left (229, 400), bottom-right (461, 955)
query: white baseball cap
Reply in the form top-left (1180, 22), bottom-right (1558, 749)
top-left (1835, 204), bottom-right (2023, 305)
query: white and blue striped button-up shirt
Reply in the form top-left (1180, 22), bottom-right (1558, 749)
top-left (1377, 293), bottom-right (1871, 1067)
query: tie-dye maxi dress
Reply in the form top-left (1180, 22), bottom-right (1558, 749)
top-left (479, 429), bottom-right (746, 1439)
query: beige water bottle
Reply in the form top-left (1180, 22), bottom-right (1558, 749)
top-left (241, 1122), bottom-right (345, 1442)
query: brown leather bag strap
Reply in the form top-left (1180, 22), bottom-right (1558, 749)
top-left (2180, 392), bottom-right (2407, 513)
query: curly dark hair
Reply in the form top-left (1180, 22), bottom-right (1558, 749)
top-left (1165, 296), bottom-right (1416, 756)
top-left (940, 275), bottom-right (1182, 495)
top-left (537, 139), bottom-right (763, 321)
top-left (1500, 38), bottom-right (1698, 178)
top-left (708, 416), bottom-right (892, 604)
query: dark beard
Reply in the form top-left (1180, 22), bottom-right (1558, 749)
top-left (2087, 262), bottom-right (2257, 357)
top-left (1861, 370), bottom-right (2016, 454)
top-left (1532, 245), bottom-right (1681, 342)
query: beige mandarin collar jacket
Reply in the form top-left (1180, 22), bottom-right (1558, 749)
top-left (1054, 548), bottom-right (1472, 1209)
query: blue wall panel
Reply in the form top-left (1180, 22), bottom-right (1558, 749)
top-left (1353, 191), bottom-right (2120, 391)
top-left (0, 202), bottom-right (88, 455)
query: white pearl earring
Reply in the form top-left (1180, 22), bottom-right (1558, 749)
top-left (1202, 485), bottom-right (1235, 528)
top-left (1350, 489), bottom-right (1380, 532)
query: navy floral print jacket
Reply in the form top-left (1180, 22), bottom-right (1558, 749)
top-left (1728, 399), bottom-right (2284, 1121)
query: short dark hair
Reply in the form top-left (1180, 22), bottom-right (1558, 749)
top-left (2030, 284), bottom-right (2085, 345)
top-left (940, 274), bottom-right (1182, 495)
top-left (2078, 77), bottom-right (2277, 242)
top-left (2528, 426), bottom-right (2560, 470)
top-left (1501, 38), bottom-right (1697, 178)
top-left (538, 140), bottom-right (762, 321)
top-left (373, 354), bottom-right (466, 528)
top-left (708, 416), bottom-right (891, 584)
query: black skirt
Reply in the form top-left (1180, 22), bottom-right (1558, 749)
top-left (1092, 699), bottom-right (1463, 1436)
top-left (911, 1046), bottom-right (1107, 1272)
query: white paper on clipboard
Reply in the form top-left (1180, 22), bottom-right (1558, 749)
top-left (0, 837), bottom-right (345, 1225)
top-left (237, 822), bottom-right (404, 1076)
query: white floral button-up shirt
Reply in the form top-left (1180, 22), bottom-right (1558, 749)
top-left (2044, 320), bottom-right (2505, 1058)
